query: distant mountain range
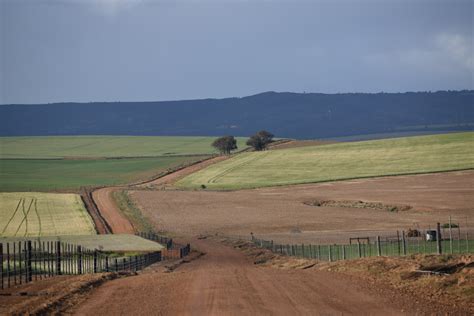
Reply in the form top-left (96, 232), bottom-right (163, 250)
top-left (1, 91), bottom-right (473, 139)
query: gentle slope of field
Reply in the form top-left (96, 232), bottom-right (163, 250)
top-left (177, 132), bottom-right (474, 189)
top-left (0, 136), bottom-right (247, 159)
top-left (0, 156), bottom-right (208, 191)
top-left (0, 192), bottom-right (95, 237)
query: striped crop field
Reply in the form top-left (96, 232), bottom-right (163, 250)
top-left (0, 192), bottom-right (96, 237)
top-left (176, 132), bottom-right (474, 190)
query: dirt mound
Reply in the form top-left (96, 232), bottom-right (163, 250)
top-left (304, 199), bottom-right (413, 212)
top-left (0, 273), bottom-right (124, 315)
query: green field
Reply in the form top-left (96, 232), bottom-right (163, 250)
top-left (0, 192), bottom-right (96, 237)
top-left (0, 156), bottom-right (207, 191)
top-left (0, 234), bottom-right (164, 252)
top-left (177, 132), bottom-right (474, 190)
top-left (0, 136), bottom-right (247, 159)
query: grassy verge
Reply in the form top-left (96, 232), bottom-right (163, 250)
top-left (113, 190), bottom-right (154, 234)
top-left (177, 132), bottom-right (474, 190)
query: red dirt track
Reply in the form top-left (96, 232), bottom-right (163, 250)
top-left (92, 187), bottom-right (135, 234)
top-left (72, 239), bottom-right (411, 316)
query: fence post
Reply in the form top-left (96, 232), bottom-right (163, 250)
top-left (328, 245), bottom-right (332, 262)
top-left (357, 241), bottom-right (361, 258)
top-left (436, 223), bottom-right (442, 255)
top-left (56, 241), bottom-right (62, 275)
top-left (0, 243), bottom-right (3, 289)
top-left (93, 250), bottom-right (98, 273)
top-left (396, 231), bottom-right (401, 256)
top-left (77, 245), bottom-right (82, 274)
top-left (448, 216), bottom-right (453, 254)
top-left (27, 241), bottom-right (32, 282)
top-left (342, 245), bottom-right (346, 260)
top-left (466, 232), bottom-right (469, 253)
top-left (376, 236), bottom-right (381, 256)
top-left (402, 231), bottom-right (406, 256)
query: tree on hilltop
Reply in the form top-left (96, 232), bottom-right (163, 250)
top-left (212, 136), bottom-right (238, 155)
top-left (246, 130), bottom-right (274, 151)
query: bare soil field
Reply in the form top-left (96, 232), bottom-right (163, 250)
top-left (88, 156), bottom-right (230, 234)
top-left (132, 170), bottom-right (474, 244)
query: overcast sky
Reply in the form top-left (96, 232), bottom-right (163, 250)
top-left (1, 0), bottom-right (472, 104)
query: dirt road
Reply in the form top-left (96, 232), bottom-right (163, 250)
top-left (72, 239), bottom-right (409, 315)
top-left (90, 156), bottom-right (229, 234)
top-left (92, 187), bottom-right (135, 234)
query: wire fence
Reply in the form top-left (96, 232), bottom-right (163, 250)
top-left (1, 232), bottom-right (192, 290)
top-left (247, 223), bottom-right (473, 262)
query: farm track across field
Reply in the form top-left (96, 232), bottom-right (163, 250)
top-left (88, 155), bottom-right (230, 234)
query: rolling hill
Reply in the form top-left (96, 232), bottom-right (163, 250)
top-left (176, 132), bottom-right (474, 190)
top-left (1, 91), bottom-right (473, 139)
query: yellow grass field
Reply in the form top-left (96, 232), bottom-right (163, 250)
top-left (0, 192), bottom-right (96, 237)
top-left (177, 132), bottom-right (474, 190)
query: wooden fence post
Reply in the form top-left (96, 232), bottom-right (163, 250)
top-left (357, 241), bottom-right (361, 258)
top-left (377, 236), bottom-right (381, 256)
top-left (402, 231), bottom-right (406, 256)
top-left (342, 245), bottom-right (346, 260)
top-left (77, 245), bottom-right (82, 274)
top-left (27, 241), bottom-right (32, 282)
top-left (448, 216), bottom-right (453, 254)
top-left (56, 241), bottom-right (62, 275)
top-left (93, 250), bottom-right (98, 273)
top-left (0, 243), bottom-right (3, 289)
top-left (328, 245), bottom-right (332, 262)
top-left (436, 223), bottom-right (442, 255)
top-left (395, 231), bottom-right (399, 255)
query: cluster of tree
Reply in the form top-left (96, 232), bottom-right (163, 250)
top-left (211, 135), bottom-right (237, 155)
top-left (212, 130), bottom-right (274, 155)
top-left (246, 130), bottom-right (274, 151)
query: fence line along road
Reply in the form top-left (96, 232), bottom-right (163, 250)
top-left (244, 222), bottom-right (473, 262)
top-left (1, 232), bottom-right (191, 290)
